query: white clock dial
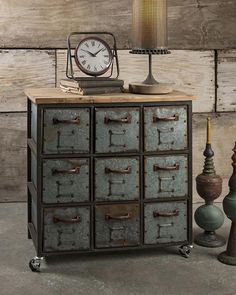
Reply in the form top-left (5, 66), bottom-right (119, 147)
top-left (75, 37), bottom-right (112, 76)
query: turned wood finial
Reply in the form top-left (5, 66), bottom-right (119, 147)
top-left (203, 117), bottom-right (215, 175)
top-left (207, 117), bottom-right (211, 144)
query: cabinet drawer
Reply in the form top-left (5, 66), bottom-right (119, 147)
top-left (145, 155), bottom-right (188, 199)
top-left (95, 204), bottom-right (140, 248)
top-left (95, 157), bottom-right (140, 202)
top-left (43, 206), bottom-right (90, 252)
top-left (43, 108), bottom-right (90, 154)
top-left (95, 108), bottom-right (140, 153)
top-left (144, 201), bottom-right (187, 245)
top-left (43, 159), bottom-right (89, 204)
top-left (144, 106), bottom-right (187, 152)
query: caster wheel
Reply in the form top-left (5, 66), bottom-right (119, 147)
top-left (29, 257), bottom-right (42, 272)
top-left (179, 244), bottom-right (193, 258)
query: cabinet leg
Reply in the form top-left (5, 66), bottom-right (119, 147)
top-left (179, 244), bottom-right (193, 258)
top-left (28, 229), bottom-right (32, 240)
top-left (29, 256), bottom-right (44, 272)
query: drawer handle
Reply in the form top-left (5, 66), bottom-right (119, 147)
top-left (105, 213), bottom-right (132, 221)
top-left (153, 114), bottom-right (179, 122)
top-left (105, 166), bottom-right (132, 174)
top-left (52, 117), bottom-right (80, 125)
top-left (104, 114), bottom-right (132, 124)
top-left (52, 167), bottom-right (80, 175)
top-left (153, 164), bottom-right (179, 171)
top-left (53, 215), bottom-right (81, 224)
top-left (153, 209), bottom-right (179, 218)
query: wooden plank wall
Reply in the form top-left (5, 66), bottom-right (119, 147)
top-left (0, 0), bottom-right (236, 203)
top-left (0, 0), bottom-right (236, 49)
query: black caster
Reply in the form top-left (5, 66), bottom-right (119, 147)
top-left (179, 244), bottom-right (193, 258)
top-left (29, 257), bottom-right (43, 272)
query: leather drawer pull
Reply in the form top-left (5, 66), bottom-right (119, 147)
top-left (52, 167), bottom-right (80, 175)
top-left (153, 164), bottom-right (179, 171)
top-left (153, 209), bottom-right (179, 218)
top-left (53, 215), bottom-right (81, 224)
top-left (153, 114), bottom-right (179, 123)
top-left (105, 213), bottom-right (132, 221)
top-left (53, 117), bottom-right (80, 125)
top-left (104, 114), bottom-right (132, 124)
top-left (105, 166), bottom-right (132, 174)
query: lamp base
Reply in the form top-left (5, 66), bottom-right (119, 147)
top-left (129, 82), bottom-right (173, 95)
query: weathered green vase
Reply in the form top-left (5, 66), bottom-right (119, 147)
top-left (218, 142), bottom-right (236, 265)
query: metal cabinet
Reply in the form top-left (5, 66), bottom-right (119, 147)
top-left (27, 89), bottom-right (193, 271)
top-left (144, 106), bottom-right (187, 152)
top-left (42, 158), bottom-right (90, 204)
top-left (95, 157), bottom-right (140, 202)
top-left (95, 204), bottom-right (140, 248)
top-left (44, 206), bottom-right (90, 252)
top-left (95, 108), bottom-right (140, 153)
top-left (43, 108), bottom-right (90, 154)
top-left (144, 155), bottom-right (188, 199)
top-left (144, 201), bottom-right (188, 244)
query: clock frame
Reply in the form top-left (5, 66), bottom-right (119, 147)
top-left (66, 32), bottom-right (120, 81)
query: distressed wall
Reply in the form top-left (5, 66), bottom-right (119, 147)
top-left (0, 0), bottom-right (236, 202)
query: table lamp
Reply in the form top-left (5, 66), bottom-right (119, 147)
top-left (129, 0), bottom-right (173, 94)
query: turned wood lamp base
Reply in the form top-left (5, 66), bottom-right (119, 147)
top-left (129, 54), bottom-right (173, 95)
top-left (129, 82), bottom-right (173, 95)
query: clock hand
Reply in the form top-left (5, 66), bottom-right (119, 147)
top-left (93, 48), bottom-right (104, 56)
top-left (81, 49), bottom-right (96, 57)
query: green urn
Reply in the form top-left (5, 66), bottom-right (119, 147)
top-left (218, 142), bottom-right (236, 265)
top-left (194, 118), bottom-right (225, 247)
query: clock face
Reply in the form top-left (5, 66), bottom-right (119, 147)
top-left (74, 37), bottom-right (113, 76)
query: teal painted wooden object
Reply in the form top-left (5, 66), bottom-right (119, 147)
top-left (194, 118), bottom-right (225, 248)
top-left (43, 108), bottom-right (90, 154)
top-left (44, 206), bottom-right (90, 252)
top-left (218, 142), bottom-right (236, 265)
top-left (144, 201), bottom-right (187, 244)
top-left (145, 155), bottom-right (188, 199)
top-left (43, 158), bottom-right (90, 204)
top-left (95, 108), bottom-right (140, 153)
top-left (144, 106), bottom-right (187, 152)
top-left (95, 157), bottom-right (139, 202)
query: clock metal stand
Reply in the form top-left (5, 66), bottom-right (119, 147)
top-left (66, 32), bottom-right (120, 81)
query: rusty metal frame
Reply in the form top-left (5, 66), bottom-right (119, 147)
top-left (66, 32), bottom-right (120, 80)
top-left (27, 99), bottom-right (193, 258)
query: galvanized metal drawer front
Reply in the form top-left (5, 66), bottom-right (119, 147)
top-left (144, 106), bottom-right (187, 151)
top-left (95, 204), bottom-right (140, 248)
top-left (43, 108), bottom-right (90, 154)
top-left (145, 155), bottom-right (188, 199)
top-left (95, 157), bottom-right (140, 202)
top-left (144, 201), bottom-right (187, 245)
top-left (95, 108), bottom-right (140, 153)
top-left (44, 206), bottom-right (90, 252)
top-left (43, 158), bottom-right (89, 204)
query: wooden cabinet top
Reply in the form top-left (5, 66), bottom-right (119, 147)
top-left (25, 88), bottom-right (194, 105)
